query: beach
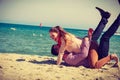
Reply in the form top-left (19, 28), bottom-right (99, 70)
top-left (0, 53), bottom-right (120, 80)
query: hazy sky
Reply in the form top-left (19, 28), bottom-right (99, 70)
top-left (0, 0), bottom-right (120, 31)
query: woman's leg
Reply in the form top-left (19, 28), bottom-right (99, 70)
top-left (88, 41), bottom-right (99, 68)
top-left (89, 41), bottom-right (119, 68)
top-left (94, 54), bottom-right (119, 68)
top-left (98, 14), bottom-right (120, 59)
top-left (94, 55), bottom-right (111, 68)
top-left (91, 7), bottom-right (111, 41)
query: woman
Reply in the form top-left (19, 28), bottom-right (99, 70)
top-left (50, 7), bottom-right (119, 68)
top-left (49, 26), bottom-right (90, 65)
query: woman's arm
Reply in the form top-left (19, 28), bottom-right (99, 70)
top-left (57, 52), bottom-right (64, 65)
top-left (57, 39), bottom-right (66, 65)
top-left (80, 37), bottom-right (90, 57)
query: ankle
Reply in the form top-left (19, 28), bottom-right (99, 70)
top-left (110, 54), bottom-right (119, 64)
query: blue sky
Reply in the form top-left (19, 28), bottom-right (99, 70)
top-left (0, 0), bottom-right (120, 31)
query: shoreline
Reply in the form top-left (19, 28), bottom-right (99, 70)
top-left (0, 53), bottom-right (120, 80)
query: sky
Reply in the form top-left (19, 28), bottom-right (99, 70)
top-left (0, 0), bottom-right (120, 31)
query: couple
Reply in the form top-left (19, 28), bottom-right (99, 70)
top-left (49, 7), bottom-right (120, 68)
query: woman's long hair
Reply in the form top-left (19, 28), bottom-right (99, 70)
top-left (49, 26), bottom-right (67, 38)
top-left (49, 26), bottom-right (75, 46)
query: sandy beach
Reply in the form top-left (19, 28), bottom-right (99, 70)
top-left (0, 53), bottom-right (120, 80)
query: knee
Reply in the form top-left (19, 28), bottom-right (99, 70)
top-left (89, 62), bottom-right (101, 69)
top-left (89, 61), bottom-right (99, 69)
top-left (94, 62), bottom-right (102, 69)
top-left (89, 63), bottom-right (96, 68)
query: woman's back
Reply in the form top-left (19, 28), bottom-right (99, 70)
top-left (64, 36), bottom-right (83, 54)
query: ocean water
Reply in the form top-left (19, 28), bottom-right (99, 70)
top-left (0, 23), bottom-right (120, 58)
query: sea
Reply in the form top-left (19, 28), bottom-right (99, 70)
top-left (0, 23), bottom-right (120, 59)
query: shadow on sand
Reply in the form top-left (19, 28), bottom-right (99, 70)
top-left (28, 59), bottom-right (56, 65)
top-left (16, 58), bottom-right (68, 66)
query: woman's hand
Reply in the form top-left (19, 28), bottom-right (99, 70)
top-left (56, 52), bottom-right (64, 65)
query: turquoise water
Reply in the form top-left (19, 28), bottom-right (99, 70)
top-left (0, 23), bottom-right (120, 58)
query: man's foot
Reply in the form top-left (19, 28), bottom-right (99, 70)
top-left (88, 28), bottom-right (94, 40)
top-left (96, 7), bottom-right (111, 19)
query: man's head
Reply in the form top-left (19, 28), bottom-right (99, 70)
top-left (51, 44), bottom-right (70, 56)
top-left (51, 44), bottom-right (59, 56)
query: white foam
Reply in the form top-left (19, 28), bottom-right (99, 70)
top-left (114, 32), bottom-right (120, 36)
top-left (10, 27), bottom-right (16, 31)
top-left (40, 34), bottom-right (43, 37)
top-left (33, 33), bottom-right (36, 36)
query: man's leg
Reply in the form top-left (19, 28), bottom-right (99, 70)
top-left (91, 7), bottom-right (111, 41)
top-left (88, 41), bottom-right (99, 68)
top-left (98, 14), bottom-right (120, 59)
top-left (88, 7), bottom-right (111, 68)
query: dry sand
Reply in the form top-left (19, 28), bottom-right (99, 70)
top-left (0, 53), bottom-right (120, 80)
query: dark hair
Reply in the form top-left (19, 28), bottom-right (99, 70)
top-left (51, 45), bottom-right (58, 56)
top-left (51, 44), bottom-right (70, 56)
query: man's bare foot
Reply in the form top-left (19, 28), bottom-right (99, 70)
top-left (88, 28), bottom-right (94, 40)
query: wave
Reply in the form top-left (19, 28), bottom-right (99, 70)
top-left (114, 32), bottom-right (120, 36)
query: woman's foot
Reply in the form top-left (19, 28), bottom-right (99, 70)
top-left (110, 54), bottom-right (119, 67)
top-left (96, 7), bottom-right (111, 19)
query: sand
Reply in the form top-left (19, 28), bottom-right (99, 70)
top-left (0, 53), bottom-right (120, 80)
